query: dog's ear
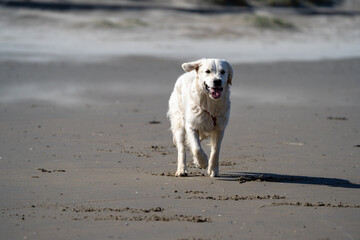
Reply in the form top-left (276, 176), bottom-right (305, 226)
top-left (226, 61), bottom-right (233, 85)
top-left (181, 59), bottom-right (203, 72)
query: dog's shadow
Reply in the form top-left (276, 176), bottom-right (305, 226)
top-left (218, 172), bottom-right (360, 189)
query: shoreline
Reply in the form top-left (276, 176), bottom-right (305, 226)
top-left (1, 38), bottom-right (360, 64)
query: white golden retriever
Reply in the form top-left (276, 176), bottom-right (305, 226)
top-left (167, 58), bottom-right (233, 177)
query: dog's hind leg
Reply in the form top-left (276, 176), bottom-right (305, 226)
top-left (174, 128), bottom-right (187, 177)
top-left (186, 128), bottom-right (208, 169)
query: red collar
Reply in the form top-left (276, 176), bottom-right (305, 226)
top-left (200, 105), bottom-right (217, 127)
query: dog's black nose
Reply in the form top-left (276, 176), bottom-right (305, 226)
top-left (213, 79), bottom-right (222, 87)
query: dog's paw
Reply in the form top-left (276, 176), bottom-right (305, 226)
top-left (207, 168), bottom-right (219, 178)
top-left (193, 160), bottom-right (208, 169)
top-left (194, 151), bottom-right (208, 169)
top-left (175, 170), bottom-right (188, 177)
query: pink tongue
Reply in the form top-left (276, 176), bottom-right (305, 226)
top-left (211, 88), bottom-right (222, 99)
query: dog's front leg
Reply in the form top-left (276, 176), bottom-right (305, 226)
top-left (186, 127), bottom-right (208, 169)
top-left (207, 129), bottom-right (224, 177)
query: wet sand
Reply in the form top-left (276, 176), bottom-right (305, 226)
top-left (0, 56), bottom-right (359, 239)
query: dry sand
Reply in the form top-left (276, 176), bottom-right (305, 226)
top-left (1, 1), bottom-right (360, 240)
top-left (1, 56), bottom-right (359, 240)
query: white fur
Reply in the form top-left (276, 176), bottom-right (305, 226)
top-left (167, 58), bottom-right (233, 177)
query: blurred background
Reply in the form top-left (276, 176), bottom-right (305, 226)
top-left (1, 0), bottom-right (359, 62)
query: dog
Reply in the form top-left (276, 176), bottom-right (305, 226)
top-left (167, 58), bottom-right (233, 177)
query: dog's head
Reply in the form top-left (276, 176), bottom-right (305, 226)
top-left (182, 58), bottom-right (233, 100)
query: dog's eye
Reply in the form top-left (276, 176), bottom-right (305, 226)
top-left (220, 70), bottom-right (226, 74)
top-left (205, 70), bottom-right (211, 74)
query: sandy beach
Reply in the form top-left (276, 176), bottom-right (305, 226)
top-left (1, 1), bottom-right (360, 239)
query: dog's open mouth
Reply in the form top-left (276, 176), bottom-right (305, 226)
top-left (205, 83), bottom-right (223, 99)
